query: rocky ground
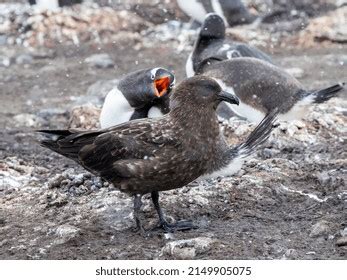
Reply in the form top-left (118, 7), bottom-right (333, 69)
top-left (0, 1), bottom-right (346, 259)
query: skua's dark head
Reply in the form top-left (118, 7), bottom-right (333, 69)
top-left (171, 76), bottom-right (239, 111)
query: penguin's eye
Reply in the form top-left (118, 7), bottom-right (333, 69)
top-left (151, 73), bottom-right (155, 80)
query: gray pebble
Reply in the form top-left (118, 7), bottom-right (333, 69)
top-left (90, 185), bottom-right (100, 192)
top-left (60, 179), bottom-right (71, 188)
top-left (72, 174), bottom-right (84, 186)
top-left (0, 55), bottom-right (11, 67)
top-left (336, 236), bottom-right (347, 246)
top-left (309, 220), bottom-right (330, 238)
top-left (84, 53), bottom-right (114, 69)
top-left (0, 35), bottom-right (7, 45)
top-left (84, 180), bottom-right (93, 188)
top-left (48, 174), bottom-right (65, 188)
top-left (284, 248), bottom-right (299, 259)
top-left (15, 54), bottom-right (33, 65)
top-left (160, 237), bottom-right (218, 259)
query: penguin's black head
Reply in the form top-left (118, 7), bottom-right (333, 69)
top-left (200, 13), bottom-right (226, 40)
top-left (118, 67), bottom-right (175, 108)
top-left (171, 76), bottom-right (239, 111)
top-left (150, 67), bottom-right (175, 98)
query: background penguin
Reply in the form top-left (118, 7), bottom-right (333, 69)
top-left (203, 57), bottom-right (345, 123)
top-left (177, 0), bottom-right (257, 27)
top-left (28, 0), bottom-right (83, 10)
top-left (186, 13), bottom-right (273, 78)
top-left (100, 67), bottom-right (175, 129)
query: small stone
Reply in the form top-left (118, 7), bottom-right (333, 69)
top-left (0, 55), bottom-right (11, 67)
top-left (47, 196), bottom-right (68, 208)
top-left (284, 248), bottom-right (298, 259)
top-left (62, 168), bottom-right (76, 180)
top-left (60, 179), bottom-right (71, 188)
top-left (54, 224), bottom-right (80, 244)
top-left (160, 237), bottom-right (218, 259)
top-left (84, 180), bottom-right (93, 188)
top-left (71, 174), bottom-right (84, 186)
top-left (69, 186), bottom-right (77, 195)
top-left (161, 243), bottom-right (196, 260)
top-left (0, 35), bottom-right (7, 45)
top-left (93, 177), bottom-right (103, 188)
top-left (68, 104), bottom-right (101, 129)
top-left (340, 227), bottom-right (347, 237)
top-left (316, 171), bottom-right (330, 186)
top-left (262, 148), bottom-right (280, 158)
top-left (336, 236), bottom-right (347, 246)
top-left (164, 233), bottom-right (175, 240)
top-left (78, 185), bottom-right (89, 194)
top-left (31, 49), bottom-right (56, 59)
top-left (15, 54), bottom-right (33, 65)
top-left (48, 174), bottom-right (65, 188)
top-left (84, 53), bottom-right (114, 69)
top-left (309, 220), bottom-right (330, 238)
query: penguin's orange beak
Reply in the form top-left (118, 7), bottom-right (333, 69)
top-left (154, 76), bottom-right (171, 97)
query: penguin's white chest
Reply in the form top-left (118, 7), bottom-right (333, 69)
top-left (99, 88), bottom-right (135, 128)
top-left (186, 53), bottom-right (195, 78)
top-left (147, 106), bottom-right (163, 119)
top-left (226, 101), bottom-right (265, 123)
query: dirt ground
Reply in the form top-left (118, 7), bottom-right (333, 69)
top-left (0, 4), bottom-right (347, 260)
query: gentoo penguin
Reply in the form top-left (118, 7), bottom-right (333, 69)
top-left (177, 0), bottom-right (257, 27)
top-left (203, 57), bottom-right (345, 123)
top-left (38, 76), bottom-right (277, 234)
top-left (28, 0), bottom-right (82, 10)
top-left (186, 13), bottom-right (273, 77)
top-left (100, 67), bottom-right (175, 128)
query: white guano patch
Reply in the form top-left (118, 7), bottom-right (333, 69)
top-left (279, 184), bottom-right (329, 203)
